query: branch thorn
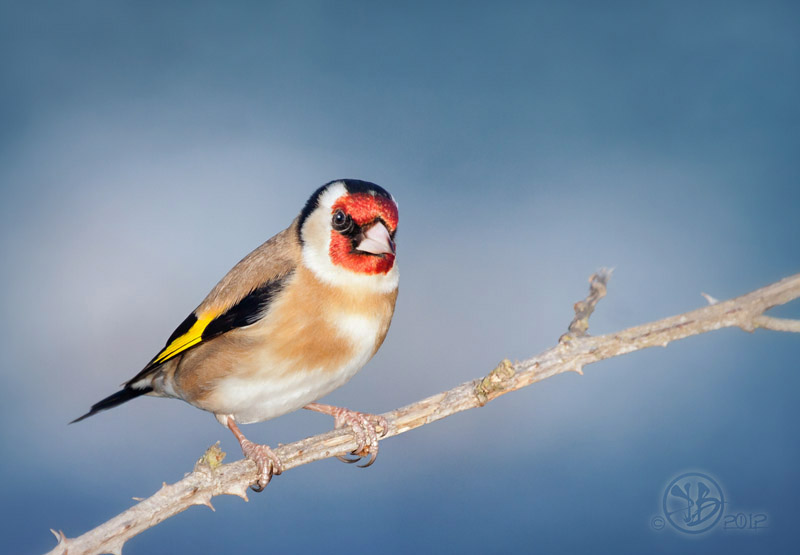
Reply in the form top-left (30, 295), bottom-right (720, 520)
top-left (701, 292), bottom-right (719, 305)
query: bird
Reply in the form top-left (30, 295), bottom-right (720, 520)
top-left (73, 179), bottom-right (399, 490)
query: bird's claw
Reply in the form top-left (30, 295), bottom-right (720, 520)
top-left (331, 409), bottom-right (389, 467)
top-left (240, 439), bottom-right (283, 492)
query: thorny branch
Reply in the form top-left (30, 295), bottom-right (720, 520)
top-left (46, 271), bottom-right (800, 555)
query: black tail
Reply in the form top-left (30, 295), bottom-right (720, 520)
top-left (70, 386), bottom-right (153, 424)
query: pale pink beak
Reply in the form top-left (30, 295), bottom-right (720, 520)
top-left (356, 221), bottom-right (395, 255)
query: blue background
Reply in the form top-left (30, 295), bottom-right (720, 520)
top-left (1, 1), bottom-right (798, 553)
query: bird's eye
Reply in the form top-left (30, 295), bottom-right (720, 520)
top-left (332, 209), bottom-right (353, 233)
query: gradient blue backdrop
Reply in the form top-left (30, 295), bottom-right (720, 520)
top-left (1, 1), bottom-right (798, 553)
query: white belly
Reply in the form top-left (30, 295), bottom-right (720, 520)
top-left (213, 312), bottom-right (381, 424)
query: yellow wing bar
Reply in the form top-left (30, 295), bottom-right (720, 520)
top-left (153, 311), bottom-right (219, 365)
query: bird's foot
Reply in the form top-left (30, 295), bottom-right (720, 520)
top-left (304, 403), bottom-right (389, 467)
top-left (239, 438), bottom-right (284, 492)
top-left (223, 414), bottom-right (283, 492)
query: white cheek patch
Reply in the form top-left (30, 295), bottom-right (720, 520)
top-left (304, 247), bottom-right (399, 293)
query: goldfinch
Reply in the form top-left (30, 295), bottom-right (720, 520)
top-left (73, 179), bottom-right (399, 490)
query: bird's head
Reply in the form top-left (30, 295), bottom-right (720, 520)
top-left (298, 180), bottom-right (399, 292)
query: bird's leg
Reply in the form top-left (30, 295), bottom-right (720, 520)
top-left (304, 402), bottom-right (389, 467)
top-left (222, 415), bottom-right (283, 492)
